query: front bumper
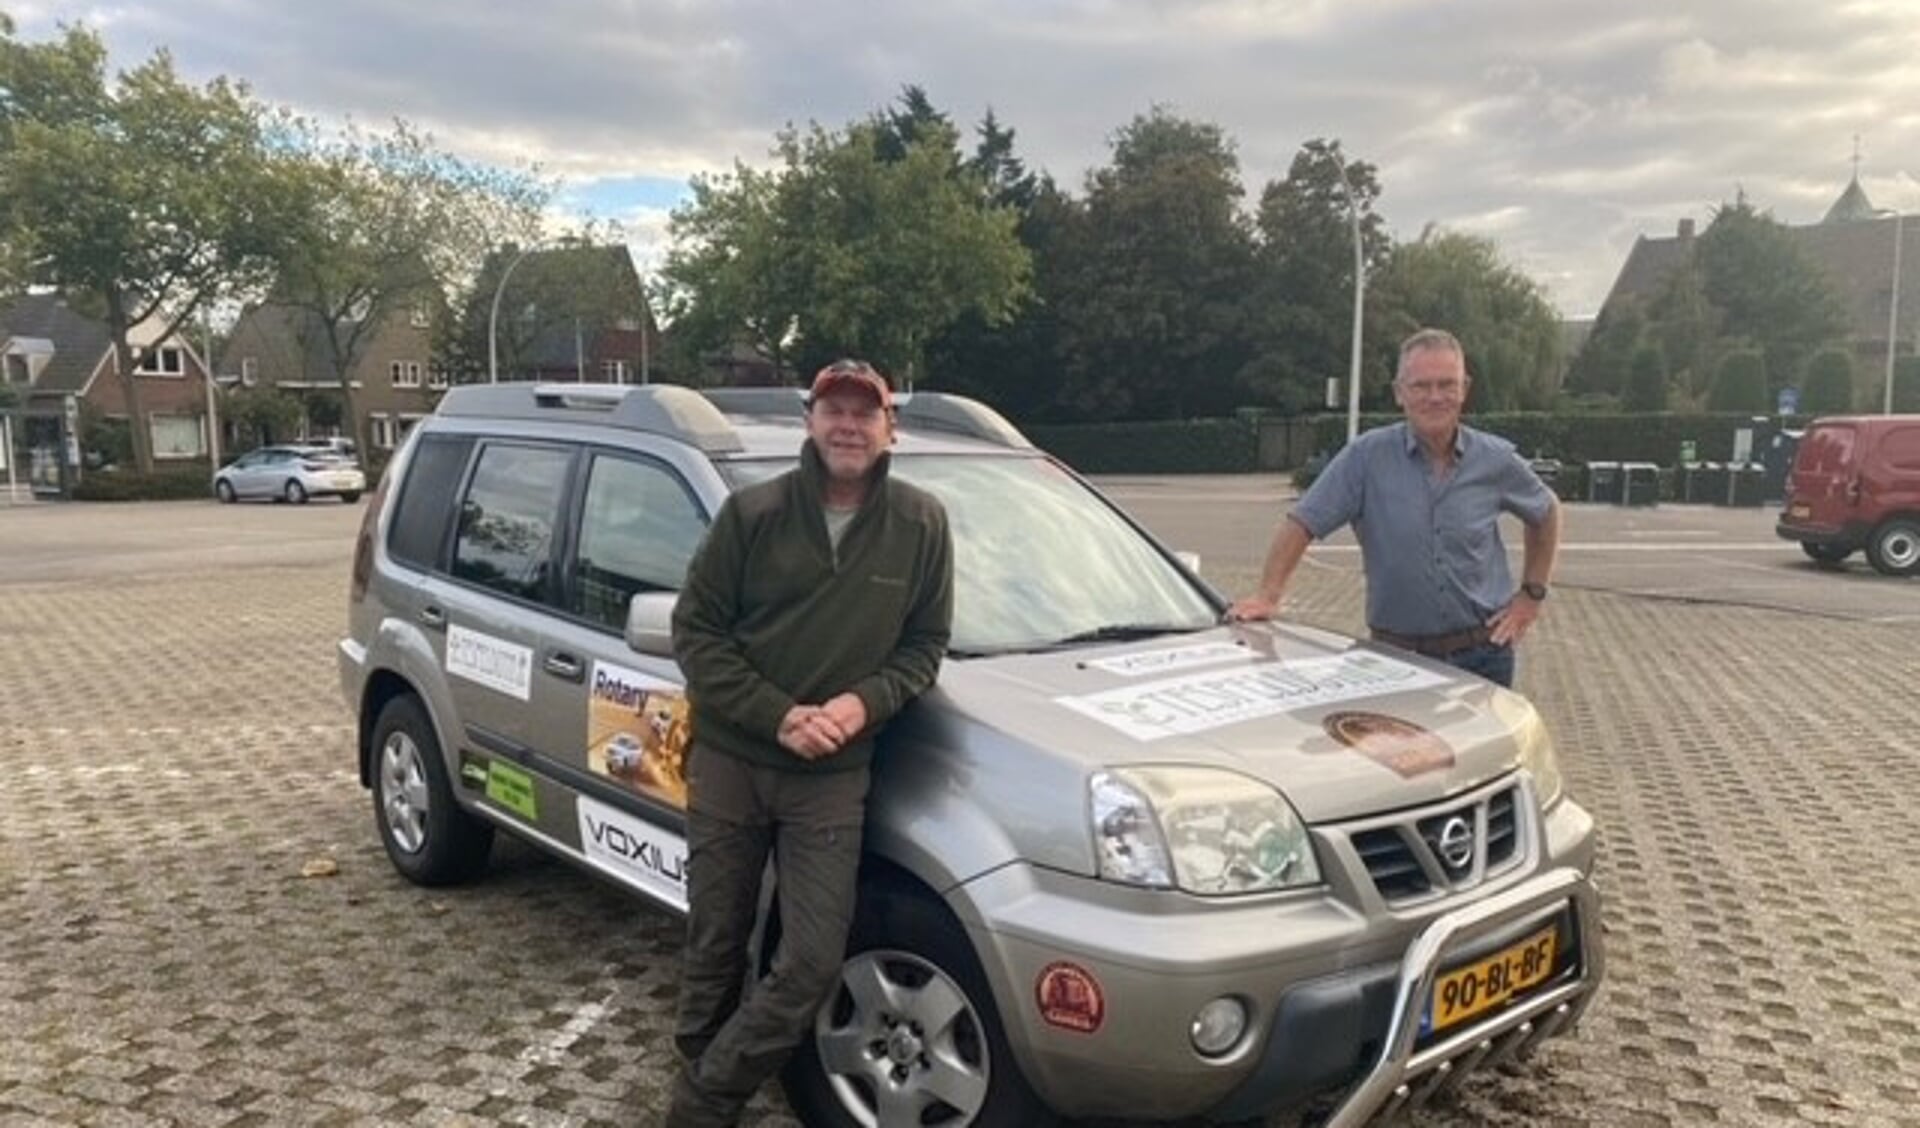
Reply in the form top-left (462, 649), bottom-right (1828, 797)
top-left (950, 795), bottom-right (1601, 1123)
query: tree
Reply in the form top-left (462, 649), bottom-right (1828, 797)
top-left (269, 122), bottom-right (549, 455)
top-left (662, 117), bottom-right (1031, 384)
top-left (1624, 343), bottom-right (1669, 412)
top-left (223, 386), bottom-right (304, 449)
top-left (1800, 347), bottom-right (1855, 415)
top-left (1370, 228), bottom-right (1562, 410)
top-left (1050, 107), bottom-right (1257, 419)
top-left (1, 22), bottom-right (283, 472)
top-left (1242, 138), bottom-right (1390, 413)
top-left (1565, 302), bottom-right (1643, 400)
top-left (1694, 199), bottom-right (1846, 388)
top-left (1707, 349), bottom-right (1768, 412)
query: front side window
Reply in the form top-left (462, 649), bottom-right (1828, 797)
top-left (720, 454), bottom-right (1217, 654)
top-left (453, 443), bottom-right (572, 604)
top-left (569, 454), bottom-right (708, 629)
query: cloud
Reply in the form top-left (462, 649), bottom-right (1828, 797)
top-left (19, 0), bottom-right (1920, 314)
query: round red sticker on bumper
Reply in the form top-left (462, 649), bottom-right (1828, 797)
top-left (1036, 961), bottom-right (1105, 1033)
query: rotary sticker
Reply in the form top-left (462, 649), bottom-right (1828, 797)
top-left (588, 660), bottom-right (690, 809)
top-left (1036, 962), bottom-right (1106, 1033)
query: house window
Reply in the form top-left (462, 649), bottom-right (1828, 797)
top-left (240, 357), bottom-right (258, 386)
top-left (149, 414), bottom-right (206, 458)
top-left (136, 346), bottom-right (185, 376)
top-left (601, 359), bottom-right (629, 384)
top-left (397, 414), bottom-right (426, 441)
top-left (427, 368), bottom-right (449, 390)
top-left (407, 362), bottom-right (423, 386)
top-left (371, 414), bottom-right (395, 449)
top-left (409, 304), bottom-right (431, 329)
top-left (391, 361), bottom-right (421, 389)
top-left (4, 354), bottom-right (27, 386)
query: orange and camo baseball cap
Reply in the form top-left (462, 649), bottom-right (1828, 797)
top-left (808, 359), bottom-right (893, 409)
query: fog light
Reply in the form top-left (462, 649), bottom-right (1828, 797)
top-left (1190, 996), bottom-right (1248, 1057)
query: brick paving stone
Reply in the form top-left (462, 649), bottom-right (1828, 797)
top-left (2, 526), bottom-right (1917, 1127)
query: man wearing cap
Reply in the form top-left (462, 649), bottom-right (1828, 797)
top-left (666, 359), bottom-right (954, 1127)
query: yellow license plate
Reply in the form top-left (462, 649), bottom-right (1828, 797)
top-left (1789, 504), bottom-right (1811, 520)
top-left (1429, 926), bottom-right (1558, 1033)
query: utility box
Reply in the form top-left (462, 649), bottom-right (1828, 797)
top-left (1587, 461), bottom-right (1623, 503)
top-left (1682, 462), bottom-right (1726, 503)
top-left (1726, 461), bottom-right (1766, 507)
top-left (1621, 462), bottom-right (1660, 506)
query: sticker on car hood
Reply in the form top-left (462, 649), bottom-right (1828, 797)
top-left (1081, 641), bottom-right (1249, 678)
top-left (1056, 651), bottom-right (1449, 741)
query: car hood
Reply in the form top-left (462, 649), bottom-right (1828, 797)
top-left (936, 621), bottom-right (1535, 824)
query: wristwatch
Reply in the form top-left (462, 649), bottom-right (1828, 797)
top-left (1519, 581), bottom-right (1549, 601)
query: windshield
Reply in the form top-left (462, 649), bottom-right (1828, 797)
top-left (720, 454), bottom-right (1218, 654)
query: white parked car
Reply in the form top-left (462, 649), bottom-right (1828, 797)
top-left (214, 445), bottom-right (365, 504)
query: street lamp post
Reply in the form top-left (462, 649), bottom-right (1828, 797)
top-left (487, 244), bottom-right (540, 384)
top-left (1886, 210), bottom-right (1904, 415)
top-left (1325, 150), bottom-right (1366, 442)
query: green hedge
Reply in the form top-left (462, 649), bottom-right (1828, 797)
top-left (1023, 418), bottom-right (1259, 473)
top-left (1308, 412), bottom-right (1806, 465)
top-left (71, 464), bottom-right (214, 501)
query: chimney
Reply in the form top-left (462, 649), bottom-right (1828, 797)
top-left (1677, 218), bottom-right (1696, 242)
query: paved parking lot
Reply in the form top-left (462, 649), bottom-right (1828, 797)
top-left (3, 493), bottom-right (1919, 1127)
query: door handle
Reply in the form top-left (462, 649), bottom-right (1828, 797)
top-left (419, 605), bottom-right (446, 629)
top-left (544, 651), bottom-right (584, 682)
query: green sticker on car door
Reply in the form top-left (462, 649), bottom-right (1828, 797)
top-left (485, 760), bottom-right (539, 821)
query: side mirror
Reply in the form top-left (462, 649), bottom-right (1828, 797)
top-left (1174, 550), bottom-right (1202, 576)
top-left (625, 591), bottom-right (679, 657)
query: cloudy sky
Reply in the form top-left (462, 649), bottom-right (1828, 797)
top-left (14, 0), bottom-right (1920, 315)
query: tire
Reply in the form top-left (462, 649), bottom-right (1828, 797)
top-left (340, 491), bottom-right (362, 504)
top-left (285, 479), bottom-right (309, 504)
top-left (214, 479), bottom-right (236, 504)
top-left (1866, 517), bottom-right (1920, 576)
top-left (783, 881), bottom-right (1055, 1128)
top-left (1801, 542), bottom-right (1850, 565)
top-left (369, 695), bottom-right (493, 886)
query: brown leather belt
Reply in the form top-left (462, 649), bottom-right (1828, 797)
top-left (1371, 624), bottom-right (1496, 658)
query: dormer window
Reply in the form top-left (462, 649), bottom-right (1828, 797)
top-left (136, 346), bottom-right (185, 375)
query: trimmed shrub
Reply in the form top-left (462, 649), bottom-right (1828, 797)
top-left (1800, 347), bottom-right (1854, 415)
top-left (1707, 350), bottom-right (1768, 412)
top-left (1023, 418), bottom-right (1259, 474)
top-left (1623, 344), bottom-right (1669, 412)
top-left (71, 464), bottom-right (214, 501)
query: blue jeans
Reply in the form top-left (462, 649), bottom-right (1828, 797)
top-left (1446, 643), bottom-right (1515, 687)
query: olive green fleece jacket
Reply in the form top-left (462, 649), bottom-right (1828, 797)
top-left (671, 440), bottom-right (954, 773)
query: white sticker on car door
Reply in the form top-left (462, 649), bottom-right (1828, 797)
top-left (577, 795), bottom-right (689, 911)
top-left (446, 623), bottom-right (533, 701)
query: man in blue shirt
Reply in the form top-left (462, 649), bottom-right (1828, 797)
top-left (1228, 328), bottom-right (1561, 688)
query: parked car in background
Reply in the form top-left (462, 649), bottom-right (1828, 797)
top-left (339, 384), bottom-right (1604, 1127)
top-left (1776, 414), bottom-right (1920, 575)
top-left (214, 445), bottom-right (366, 504)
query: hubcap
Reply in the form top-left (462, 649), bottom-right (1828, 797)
top-left (1884, 529), bottom-right (1920, 570)
top-left (815, 949), bottom-right (992, 1126)
top-left (379, 731), bottom-right (430, 854)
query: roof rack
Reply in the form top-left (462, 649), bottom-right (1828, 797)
top-left (696, 387), bottom-right (1031, 450)
top-left (435, 383), bottom-right (745, 453)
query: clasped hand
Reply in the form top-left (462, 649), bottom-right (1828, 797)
top-left (776, 693), bottom-right (870, 761)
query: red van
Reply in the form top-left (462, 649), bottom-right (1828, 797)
top-left (1776, 415), bottom-right (1920, 574)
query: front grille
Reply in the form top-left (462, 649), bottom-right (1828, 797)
top-left (1347, 782), bottom-right (1526, 904)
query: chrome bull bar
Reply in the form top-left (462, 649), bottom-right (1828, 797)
top-left (1323, 867), bottom-right (1605, 1128)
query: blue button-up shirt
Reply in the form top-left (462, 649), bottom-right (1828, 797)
top-left (1291, 422), bottom-right (1554, 636)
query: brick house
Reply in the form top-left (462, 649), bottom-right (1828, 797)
top-left (471, 244), bottom-right (657, 384)
top-left (1592, 174), bottom-right (1918, 405)
top-left (219, 298), bottom-right (444, 455)
top-left (0, 293), bottom-right (213, 496)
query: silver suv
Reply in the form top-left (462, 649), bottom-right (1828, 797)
top-left (340, 383), bottom-right (1603, 1127)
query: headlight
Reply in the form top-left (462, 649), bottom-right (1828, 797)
top-left (1090, 767), bottom-right (1320, 895)
top-left (1512, 707), bottom-right (1564, 808)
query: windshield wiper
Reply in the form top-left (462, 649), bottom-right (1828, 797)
top-left (1047, 622), bottom-right (1203, 647)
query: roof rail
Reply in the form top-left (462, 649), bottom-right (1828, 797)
top-left (435, 382), bottom-right (745, 453)
top-left (695, 387), bottom-right (1031, 450)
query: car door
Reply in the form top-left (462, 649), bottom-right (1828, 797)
top-left (424, 438), bottom-right (577, 835)
top-left (532, 447), bottom-right (712, 913)
top-left (229, 450), bottom-right (270, 498)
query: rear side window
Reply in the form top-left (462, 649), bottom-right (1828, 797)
top-left (1881, 426), bottom-right (1920, 471)
top-left (452, 443), bottom-right (573, 604)
top-left (568, 454), bottom-right (709, 630)
top-left (1798, 426), bottom-right (1857, 475)
top-left (388, 435), bottom-right (474, 570)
